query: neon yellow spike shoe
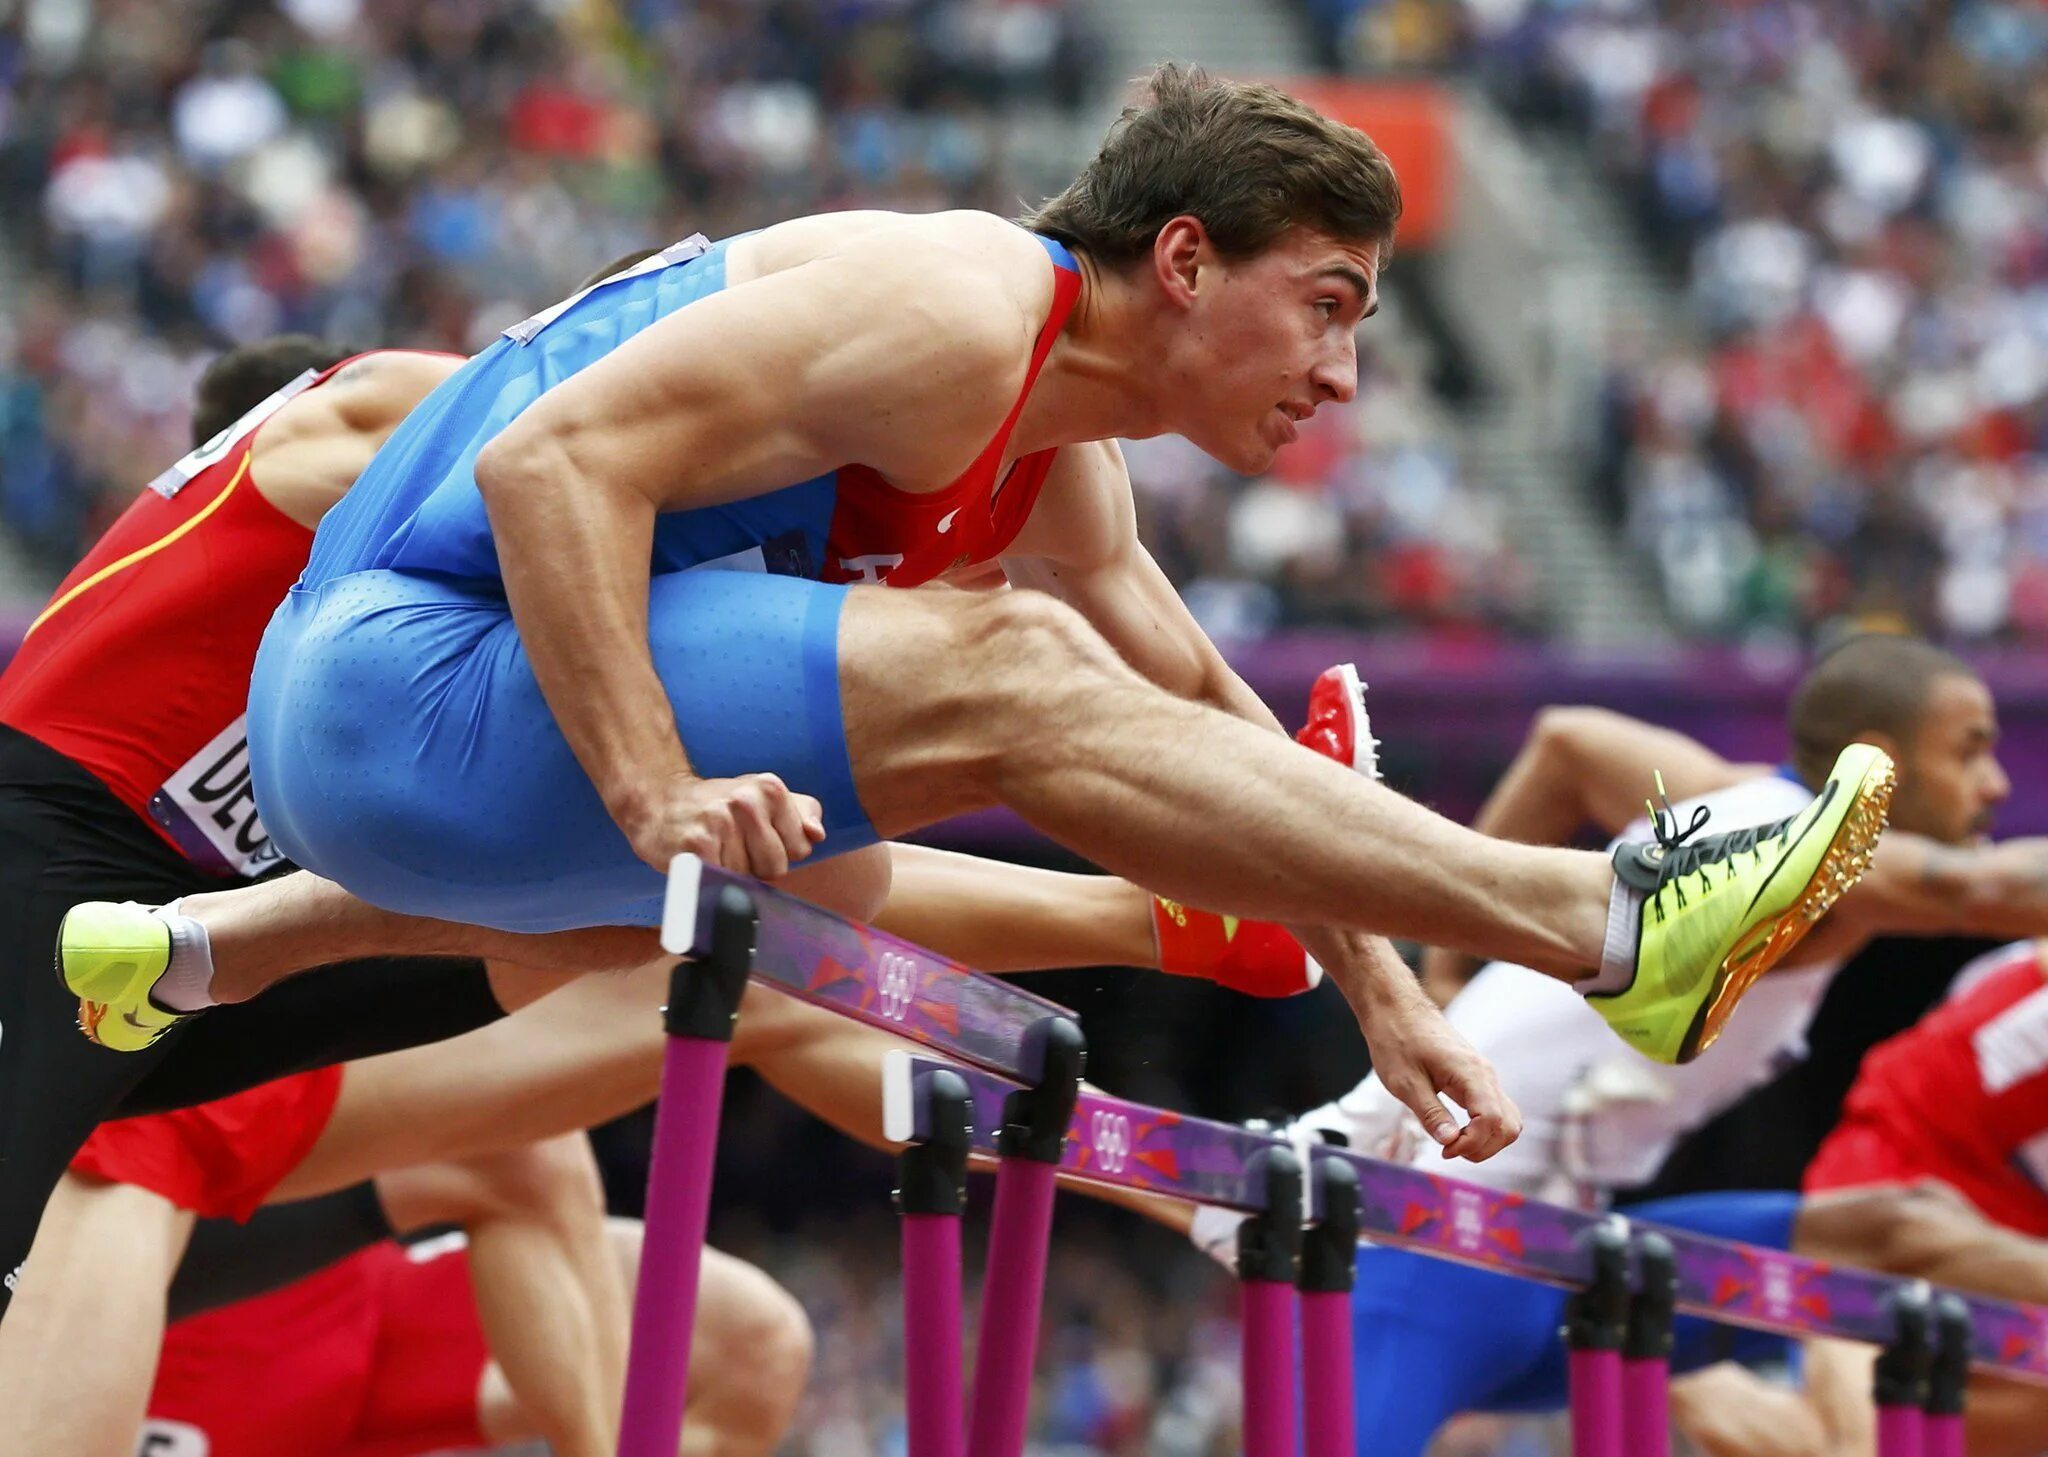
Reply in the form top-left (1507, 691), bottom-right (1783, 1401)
top-left (1589, 742), bottom-right (1895, 1065)
top-left (59, 901), bottom-right (188, 1052)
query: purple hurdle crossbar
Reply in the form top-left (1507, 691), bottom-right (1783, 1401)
top-left (966, 1017), bottom-right (1086, 1457)
top-left (1621, 1231), bottom-right (1676, 1457)
top-left (1876, 1286), bottom-right (1934, 1457)
top-left (895, 1066), bottom-right (973, 1457)
top-left (1563, 1223), bottom-right (1629, 1457)
top-left (1300, 1155), bottom-right (1361, 1457)
top-left (1235, 1148), bottom-right (1305, 1457)
top-left (616, 883), bottom-right (755, 1457)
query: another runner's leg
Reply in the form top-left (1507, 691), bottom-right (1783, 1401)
top-left (0, 1176), bottom-right (195, 1456)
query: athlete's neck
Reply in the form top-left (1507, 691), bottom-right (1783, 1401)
top-left (1009, 247), bottom-right (1177, 456)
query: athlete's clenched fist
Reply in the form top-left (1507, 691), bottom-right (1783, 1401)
top-left (616, 770), bottom-right (825, 878)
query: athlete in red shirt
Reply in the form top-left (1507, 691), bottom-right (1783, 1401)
top-left (1807, 939), bottom-right (2048, 1235)
top-left (1795, 942), bottom-right (2048, 1455)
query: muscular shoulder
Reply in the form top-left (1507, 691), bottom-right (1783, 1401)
top-left (252, 350), bottom-right (460, 527)
top-left (732, 213), bottom-right (1057, 481)
top-left (324, 350), bottom-right (464, 435)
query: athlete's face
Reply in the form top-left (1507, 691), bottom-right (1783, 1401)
top-left (1890, 673), bottom-right (2009, 845)
top-left (1156, 222), bottom-right (1383, 473)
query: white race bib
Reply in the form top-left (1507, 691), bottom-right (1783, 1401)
top-left (148, 714), bottom-right (280, 878)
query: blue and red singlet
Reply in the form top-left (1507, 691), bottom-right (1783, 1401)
top-left (247, 228), bottom-right (1086, 934)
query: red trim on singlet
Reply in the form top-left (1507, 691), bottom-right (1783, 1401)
top-left (822, 257), bottom-right (1084, 587)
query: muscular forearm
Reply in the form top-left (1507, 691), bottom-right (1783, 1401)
top-left (1856, 835), bottom-right (2048, 939)
top-left (479, 437), bottom-right (693, 811)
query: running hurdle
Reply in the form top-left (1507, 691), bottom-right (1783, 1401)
top-left (622, 858), bottom-right (2048, 1457)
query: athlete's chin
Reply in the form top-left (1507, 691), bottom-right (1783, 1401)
top-left (1203, 435), bottom-right (1278, 475)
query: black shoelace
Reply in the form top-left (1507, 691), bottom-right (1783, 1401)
top-left (1643, 774), bottom-right (1796, 923)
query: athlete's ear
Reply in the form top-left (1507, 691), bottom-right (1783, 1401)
top-left (1151, 216), bottom-right (1208, 312)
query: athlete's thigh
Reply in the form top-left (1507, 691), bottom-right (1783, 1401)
top-left (268, 963), bottom-right (676, 1202)
top-left (0, 1175), bottom-right (193, 1457)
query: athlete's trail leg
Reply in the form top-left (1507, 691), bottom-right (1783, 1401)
top-left (840, 587), bottom-right (1610, 974)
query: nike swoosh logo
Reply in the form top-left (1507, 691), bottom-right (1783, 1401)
top-left (122, 1009), bottom-right (153, 1030)
top-left (936, 508), bottom-right (960, 534)
top-left (1741, 780), bottom-right (1839, 916)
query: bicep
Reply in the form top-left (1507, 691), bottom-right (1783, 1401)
top-left (479, 253), bottom-right (1020, 513)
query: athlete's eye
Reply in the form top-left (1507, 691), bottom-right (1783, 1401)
top-left (1315, 298), bottom-right (1340, 321)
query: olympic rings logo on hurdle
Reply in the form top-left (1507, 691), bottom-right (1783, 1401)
top-left (1090, 1109), bottom-right (1133, 1174)
top-left (877, 952), bottom-right (918, 1022)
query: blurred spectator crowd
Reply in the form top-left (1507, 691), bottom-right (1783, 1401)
top-left (0, 0), bottom-right (1536, 641)
top-left (0, 0), bottom-right (1088, 565)
top-left (1314, 0), bottom-right (2048, 644)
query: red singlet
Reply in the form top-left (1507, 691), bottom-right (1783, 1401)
top-left (1805, 941), bottom-right (2048, 1235)
top-left (0, 354), bottom-right (401, 877)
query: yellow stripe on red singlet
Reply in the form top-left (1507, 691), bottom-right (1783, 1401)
top-left (22, 452), bottom-right (254, 642)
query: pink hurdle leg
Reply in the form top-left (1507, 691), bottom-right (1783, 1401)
top-left (1622, 1231), bottom-right (1676, 1457)
top-left (1564, 1224), bottom-right (1629, 1457)
top-left (1241, 1278), bottom-right (1300, 1457)
top-left (899, 1068), bottom-right (972, 1457)
top-left (1924, 1293), bottom-right (1972, 1457)
top-left (617, 889), bottom-right (755, 1457)
top-left (1875, 1287), bottom-right (1933, 1457)
top-left (966, 1018), bottom-right (1084, 1457)
top-left (1237, 1148), bottom-right (1304, 1457)
top-left (1300, 1155), bottom-right (1359, 1457)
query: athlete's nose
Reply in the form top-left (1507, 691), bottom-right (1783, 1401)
top-left (1311, 336), bottom-right (1358, 405)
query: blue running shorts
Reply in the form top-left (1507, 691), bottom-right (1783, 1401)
top-left (247, 566), bottom-right (875, 933)
top-left (1348, 1191), bottom-right (1801, 1457)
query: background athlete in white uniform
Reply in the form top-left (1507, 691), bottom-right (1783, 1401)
top-left (1190, 633), bottom-right (2048, 1457)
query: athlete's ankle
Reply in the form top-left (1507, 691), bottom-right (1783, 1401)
top-left (1580, 876), bottom-right (1644, 997)
top-left (148, 899), bottom-right (220, 1012)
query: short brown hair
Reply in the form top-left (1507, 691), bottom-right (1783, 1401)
top-left (1027, 63), bottom-right (1402, 266)
top-left (192, 335), bottom-right (352, 446)
top-left (1788, 634), bottom-right (1978, 786)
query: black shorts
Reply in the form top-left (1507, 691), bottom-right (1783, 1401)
top-left (0, 725), bottom-right (502, 1322)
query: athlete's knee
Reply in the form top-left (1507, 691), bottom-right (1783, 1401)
top-left (1797, 1184), bottom-right (1985, 1273)
top-left (452, 1134), bottom-right (606, 1231)
top-left (693, 1251), bottom-right (813, 1444)
top-left (964, 588), bottom-right (1123, 685)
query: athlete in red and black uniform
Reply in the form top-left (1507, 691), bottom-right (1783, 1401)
top-left (0, 338), bottom-right (504, 1323)
top-left (1806, 938), bottom-right (2048, 1233)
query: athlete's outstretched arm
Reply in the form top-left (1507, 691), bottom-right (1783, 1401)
top-left (1005, 441), bottom-right (1519, 1163)
top-left (1828, 833), bottom-right (2048, 940)
top-left (473, 231), bottom-right (1038, 877)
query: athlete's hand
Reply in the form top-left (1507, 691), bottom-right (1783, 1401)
top-left (1300, 929), bottom-right (1521, 1162)
top-left (618, 772), bottom-right (826, 877)
top-left (1360, 974), bottom-right (1520, 1164)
